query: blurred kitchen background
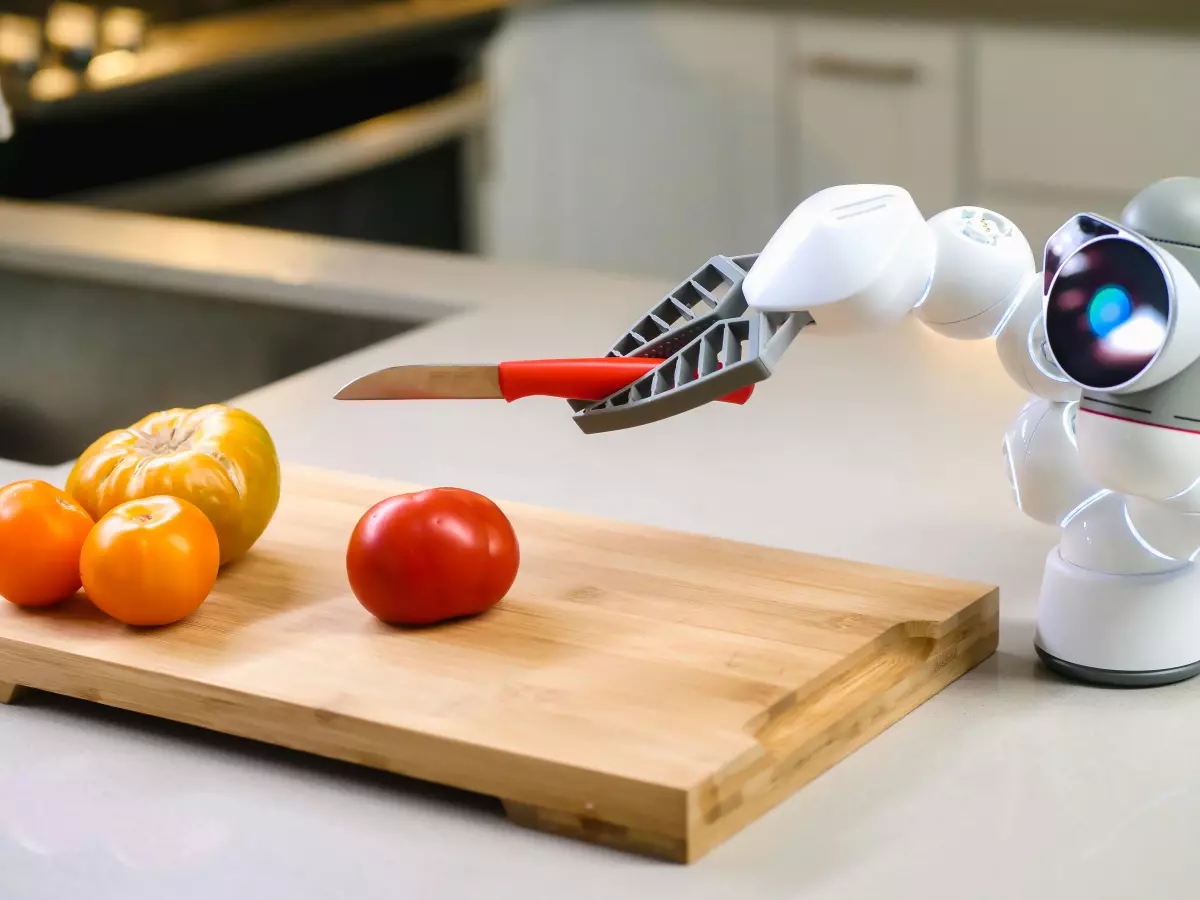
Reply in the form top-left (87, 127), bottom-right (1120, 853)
top-left (0, 0), bottom-right (505, 248)
top-left (2, 0), bottom-right (1195, 276)
top-left (0, 0), bottom-right (1195, 464)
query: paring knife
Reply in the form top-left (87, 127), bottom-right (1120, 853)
top-left (334, 358), bottom-right (754, 404)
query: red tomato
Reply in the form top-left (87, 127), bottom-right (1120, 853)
top-left (346, 488), bottom-right (520, 625)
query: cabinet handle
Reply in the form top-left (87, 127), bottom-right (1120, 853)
top-left (801, 55), bottom-right (921, 86)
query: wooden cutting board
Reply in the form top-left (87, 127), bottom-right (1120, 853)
top-left (0, 465), bottom-right (998, 862)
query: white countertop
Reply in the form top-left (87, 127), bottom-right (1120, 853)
top-left (1, 203), bottom-right (1197, 900)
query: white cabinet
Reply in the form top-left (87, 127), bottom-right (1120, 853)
top-left (969, 27), bottom-right (1200, 258)
top-left (478, 5), bottom-right (1200, 281)
top-left (786, 18), bottom-right (964, 217)
top-left (479, 7), bottom-right (966, 279)
top-left (975, 29), bottom-right (1200, 197)
top-left (479, 3), bottom-right (785, 280)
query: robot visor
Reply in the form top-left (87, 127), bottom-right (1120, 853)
top-left (1045, 235), bottom-right (1171, 391)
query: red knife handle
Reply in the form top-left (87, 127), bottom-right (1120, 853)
top-left (497, 359), bottom-right (754, 404)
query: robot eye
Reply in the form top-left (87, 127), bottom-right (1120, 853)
top-left (1044, 236), bottom-right (1170, 390)
top-left (1087, 285), bottom-right (1133, 337)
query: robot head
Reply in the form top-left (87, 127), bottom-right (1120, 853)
top-left (1043, 211), bottom-right (1200, 394)
top-left (1050, 178), bottom-right (1200, 506)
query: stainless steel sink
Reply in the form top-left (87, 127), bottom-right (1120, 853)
top-left (0, 269), bottom-right (413, 465)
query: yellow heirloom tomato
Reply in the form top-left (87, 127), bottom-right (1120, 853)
top-left (67, 405), bottom-right (280, 565)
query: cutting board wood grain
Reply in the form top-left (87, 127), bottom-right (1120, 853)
top-left (0, 466), bottom-right (998, 862)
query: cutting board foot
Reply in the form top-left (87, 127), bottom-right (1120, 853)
top-left (0, 682), bottom-right (24, 704)
top-left (503, 800), bottom-right (688, 862)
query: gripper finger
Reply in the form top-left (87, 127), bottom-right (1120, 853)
top-left (570, 254), bottom-right (811, 434)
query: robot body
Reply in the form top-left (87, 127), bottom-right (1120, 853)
top-left (744, 177), bottom-right (1200, 685)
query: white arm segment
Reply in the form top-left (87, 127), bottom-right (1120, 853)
top-left (992, 277), bottom-right (1079, 403)
top-left (744, 185), bottom-right (1087, 511)
top-left (1002, 397), bottom-right (1096, 527)
top-left (744, 186), bottom-right (1038, 343)
top-left (743, 184), bottom-right (935, 333)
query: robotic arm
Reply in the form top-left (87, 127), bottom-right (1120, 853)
top-left (577, 178), bottom-right (1200, 684)
top-left (748, 187), bottom-right (1100, 514)
top-left (745, 185), bottom-right (1034, 340)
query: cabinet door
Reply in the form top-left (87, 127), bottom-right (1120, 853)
top-left (479, 4), bottom-right (785, 280)
top-left (976, 29), bottom-right (1200, 197)
top-left (788, 18), bottom-right (964, 216)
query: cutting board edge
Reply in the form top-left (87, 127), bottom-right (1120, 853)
top-left (684, 583), bottom-right (999, 862)
top-left (0, 633), bottom-right (695, 837)
top-left (0, 584), bottom-right (998, 864)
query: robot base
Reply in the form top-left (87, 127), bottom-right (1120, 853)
top-left (1035, 549), bottom-right (1200, 687)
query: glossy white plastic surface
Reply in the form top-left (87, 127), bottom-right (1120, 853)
top-left (915, 207), bottom-right (1036, 339)
top-left (1002, 397), bottom-right (1098, 527)
top-left (1155, 471), bottom-right (1200, 513)
top-left (1036, 548), bottom-right (1200, 672)
top-left (1057, 489), bottom-right (1182, 575)
top-left (994, 278), bottom-right (1080, 402)
top-left (1125, 496), bottom-right (1200, 560)
top-left (744, 184), bottom-right (935, 332)
top-left (1076, 408), bottom-right (1200, 502)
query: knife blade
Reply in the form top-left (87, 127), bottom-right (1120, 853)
top-left (334, 358), bottom-right (754, 404)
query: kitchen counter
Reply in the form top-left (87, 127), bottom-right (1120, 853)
top-left (1, 202), bottom-right (1197, 900)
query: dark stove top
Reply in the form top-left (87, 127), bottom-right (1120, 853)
top-left (0, 0), bottom-right (504, 115)
top-left (3, 1), bottom-right (286, 26)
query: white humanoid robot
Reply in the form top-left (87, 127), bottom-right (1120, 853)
top-left (742, 177), bottom-right (1200, 686)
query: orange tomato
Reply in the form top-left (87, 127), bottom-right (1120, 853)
top-left (80, 496), bottom-right (220, 626)
top-left (0, 480), bottom-right (94, 608)
top-left (67, 404), bottom-right (280, 565)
